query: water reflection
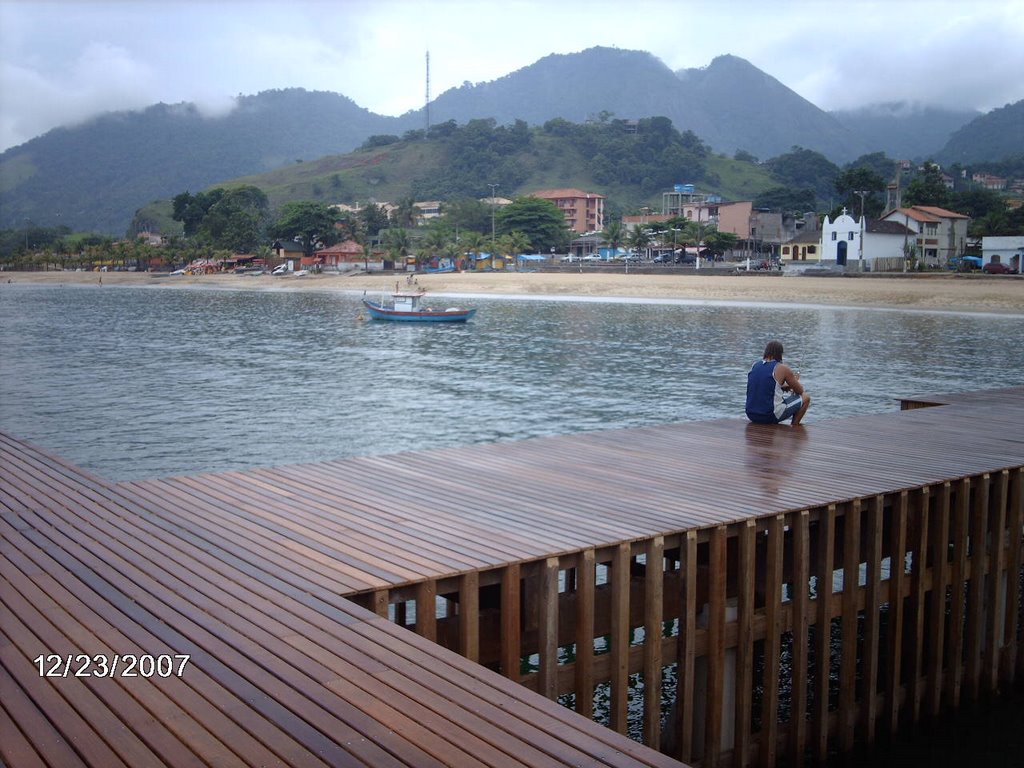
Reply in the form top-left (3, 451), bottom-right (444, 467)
top-left (742, 423), bottom-right (809, 498)
top-left (1, 284), bottom-right (1022, 481)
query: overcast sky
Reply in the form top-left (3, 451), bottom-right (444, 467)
top-left (1, 0), bottom-right (1022, 153)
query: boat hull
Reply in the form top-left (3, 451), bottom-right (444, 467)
top-left (362, 300), bottom-right (476, 323)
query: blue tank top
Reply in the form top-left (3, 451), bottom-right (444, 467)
top-left (746, 359), bottom-right (781, 423)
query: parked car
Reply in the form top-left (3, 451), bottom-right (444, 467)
top-left (982, 261), bottom-right (1016, 274)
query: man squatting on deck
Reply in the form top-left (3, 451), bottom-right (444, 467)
top-left (745, 340), bottom-right (811, 426)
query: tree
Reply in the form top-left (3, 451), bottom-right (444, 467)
top-left (495, 197), bottom-right (571, 253)
top-left (601, 220), bottom-right (625, 254)
top-left (504, 230), bottom-right (532, 258)
top-left (172, 189), bottom-right (225, 237)
top-left (753, 187), bottom-right (817, 214)
top-left (201, 186), bottom-right (270, 252)
top-left (272, 201), bottom-right (341, 257)
top-left (627, 226), bottom-right (651, 259)
top-left (764, 147), bottom-right (840, 203)
top-left (390, 197), bottom-right (418, 228)
top-left (381, 227), bottom-right (412, 264)
top-left (702, 229), bottom-right (740, 259)
top-left (359, 203), bottom-right (390, 240)
top-left (441, 198), bottom-right (491, 234)
top-left (834, 167), bottom-right (886, 218)
top-left (903, 162), bottom-right (950, 208)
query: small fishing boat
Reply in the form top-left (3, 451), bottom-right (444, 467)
top-left (362, 289), bottom-right (476, 323)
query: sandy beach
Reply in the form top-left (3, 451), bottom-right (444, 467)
top-left (6, 269), bottom-right (1023, 315)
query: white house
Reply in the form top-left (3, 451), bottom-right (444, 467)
top-left (882, 206), bottom-right (970, 267)
top-left (981, 236), bottom-right (1024, 272)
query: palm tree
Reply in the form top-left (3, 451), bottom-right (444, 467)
top-left (601, 220), bottom-right (625, 258)
top-left (391, 197), bottom-right (418, 229)
top-left (627, 227), bottom-right (651, 260)
top-left (382, 228), bottom-right (412, 266)
top-left (505, 230), bottom-right (532, 269)
top-left (461, 231), bottom-right (486, 269)
top-left (421, 227), bottom-right (449, 262)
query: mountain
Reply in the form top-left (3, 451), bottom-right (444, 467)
top-left (0, 89), bottom-right (405, 233)
top-left (425, 49), bottom-right (870, 163)
top-left (0, 47), bottom-right (997, 235)
top-left (831, 102), bottom-right (982, 161)
top-left (936, 99), bottom-right (1024, 165)
top-left (672, 54), bottom-right (872, 163)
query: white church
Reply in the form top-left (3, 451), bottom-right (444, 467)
top-left (819, 209), bottom-right (918, 271)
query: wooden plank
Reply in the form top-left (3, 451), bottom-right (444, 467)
top-left (1003, 468), bottom-right (1023, 686)
top-left (705, 525), bottom-right (727, 768)
top-left (416, 579), bottom-right (438, 642)
top-left (677, 529), bottom-right (698, 764)
top-left (610, 542), bottom-right (631, 735)
top-left (839, 500), bottom-right (861, 754)
top-left (370, 588), bottom-right (389, 618)
top-left (985, 471), bottom-right (1008, 692)
top-left (965, 474), bottom-right (990, 701)
top-left (643, 536), bottom-right (665, 749)
top-left (501, 562), bottom-right (522, 682)
top-left (735, 519), bottom-right (756, 768)
top-left (813, 505), bottom-right (836, 764)
top-left (790, 510), bottom-right (811, 768)
top-left (459, 570), bottom-right (480, 663)
top-left (538, 557), bottom-right (560, 700)
top-left (575, 548), bottom-right (596, 720)
top-left (948, 478), bottom-right (970, 708)
top-left (907, 487), bottom-right (930, 725)
top-left (927, 483), bottom-right (951, 718)
top-left (886, 491), bottom-right (909, 734)
top-left (862, 496), bottom-right (884, 747)
top-left (761, 514), bottom-right (784, 768)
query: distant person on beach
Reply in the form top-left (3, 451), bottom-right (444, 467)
top-left (745, 340), bottom-right (811, 426)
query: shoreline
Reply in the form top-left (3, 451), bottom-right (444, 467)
top-left (5, 269), bottom-right (1023, 316)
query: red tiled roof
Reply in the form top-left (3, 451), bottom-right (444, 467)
top-left (912, 205), bottom-right (969, 220)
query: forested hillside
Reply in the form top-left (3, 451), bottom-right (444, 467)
top-left (937, 100), bottom-right (1024, 164)
top-left (0, 89), bottom-right (404, 233)
top-left (175, 117), bottom-right (771, 226)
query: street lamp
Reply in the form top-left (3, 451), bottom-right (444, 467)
top-left (854, 190), bottom-right (868, 270)
top-left (487, 183), bottom-right (498, 260)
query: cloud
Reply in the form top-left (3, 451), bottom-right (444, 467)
top-left (1, 0), bottom-right (1022, 152)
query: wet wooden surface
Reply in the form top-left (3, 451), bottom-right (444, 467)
top-left (120, 386), bottom-right (1024, 596)
top-left (0, 432), bottom-right (681, 768)
top-left (3, 386), bottom-right (1022, 767)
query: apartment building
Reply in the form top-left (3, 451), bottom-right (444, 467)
top-left (530, 188), bottom-right (605, 234)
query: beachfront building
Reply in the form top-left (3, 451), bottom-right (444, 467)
top-left (309, 239), bottom-right (366, 271)
top-left (882, 205), bottom-right (970, 267)
top-left (982, 235), bottom-right (1024, 272)
top-left (413, 201), bottom-right (442, 227)
top-left (820, 210), bottom-right (919, 271)
top-left (781, 229), bottom-right (822, 263)
top-left (530, 188), bottom-right (605, 234)
top-left (659, 186), bottom-right (755, 240)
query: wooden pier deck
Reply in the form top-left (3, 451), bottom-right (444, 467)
top-left (3, 386), bottom-right (1023, 767)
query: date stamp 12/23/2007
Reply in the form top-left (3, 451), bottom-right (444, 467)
top-left (34, 653), bottom-right (191, 679)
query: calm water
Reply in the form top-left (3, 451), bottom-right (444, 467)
top-left (1, 282), bottom-right (1022, 481)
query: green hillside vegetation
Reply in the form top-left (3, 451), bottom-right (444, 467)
top-left (186, 117), bottom-right (780, 222)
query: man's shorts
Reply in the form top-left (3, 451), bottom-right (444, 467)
top-left (777, 393), bottom-right (803, 422)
